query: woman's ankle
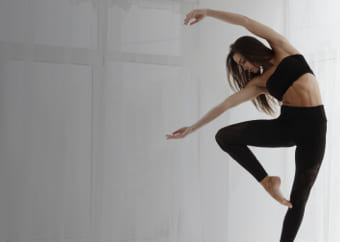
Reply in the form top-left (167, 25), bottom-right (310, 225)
top-left (260, 175), bottom-right (270, 186)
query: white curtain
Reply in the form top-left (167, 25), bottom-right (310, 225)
top-left (286, 0), bottom-right (340, 241)
top-left (0, 0), bottom-right (339, 242)
top-left (0, 0), bottom-right (203, 242)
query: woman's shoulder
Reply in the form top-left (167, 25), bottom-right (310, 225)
top-left (247, 74), bottom-right (271, 91)
top-left (269, 38), bottom-right (301, 58)
top-left (247, 62), bottom-right (278, 90)
top-left (248, 47), bottom-right (304, 90)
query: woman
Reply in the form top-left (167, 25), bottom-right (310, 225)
top-left (165, 9), bottom-right (327, 242)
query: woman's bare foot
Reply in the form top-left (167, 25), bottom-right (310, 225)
top-left (260, 176), bottom-right (293, 208)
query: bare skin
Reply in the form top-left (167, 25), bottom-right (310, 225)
top-left (233, 51), bottom-right (324, 107)
top-left (260, 176), bottom-right (293, 208)
top-left (177, 9), bottom-right (325, 209)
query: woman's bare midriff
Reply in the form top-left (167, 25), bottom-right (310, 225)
top-left (280, 73), bottom-right (323, 107)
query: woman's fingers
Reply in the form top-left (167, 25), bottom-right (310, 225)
top-left (184, 9), bottom-right (205, 25)
top-left (184, 16), bottom-right (191, 25)
top-left (173, 129), bottom-right (183, 134)
top-left (173, 127), bottom-right (186, 134)
top-left (166, 132), bottom-right (183, 139)
top-left (184, 11), bottom-right (195, 25)
top-left (166, 127), bottom-right (192, 139)
top-left (190, 18), bottom-right (200, 25)
top-left (166, 134), bottom-right (182, 139)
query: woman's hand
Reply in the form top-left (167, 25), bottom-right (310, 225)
top-left (165, 126), bottom-right (193, 140)
top-left (184, 9), bottom-right (208, 26)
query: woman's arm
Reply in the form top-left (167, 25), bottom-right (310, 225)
top-left (184, 8), bottom-right (298, 53)
top-left (206, 9), bottom-right (247, 26)
top-left (190, 83), bottom-right (263, 132)
top-left (206, 9), bottom-right (287, 47)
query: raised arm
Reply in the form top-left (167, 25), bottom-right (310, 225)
top-left (205, 9), bottom-right (287, 46)
top-left (184, 9), bottom-right (294, 51)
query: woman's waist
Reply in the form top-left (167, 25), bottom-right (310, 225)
top-left (279, 104), bottom-right (327, 122)
top-left (281, 75), bottom-right (323, 104)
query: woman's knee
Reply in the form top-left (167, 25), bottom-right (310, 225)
top-left (215, 127), bottom-right (236, 149)
top-left (289, 170), bottom-right (320, 208)
top-left (215, 121), bottom-right (249, 146)
top-left (215, 128), bottom-right (223, 144)
top-left (215, 127), bottom-right (228, 145)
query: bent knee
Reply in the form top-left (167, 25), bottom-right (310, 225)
top-left (215, 128), bottom-right (226, 145)
top-left (215, 127), bottom-right (235, 147)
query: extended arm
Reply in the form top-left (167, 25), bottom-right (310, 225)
top-left (205, 9), bottom-right (287, 46)
top-left (190, 83), bottom-right (263, 132)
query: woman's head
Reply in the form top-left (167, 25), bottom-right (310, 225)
top-left (226, 35), bottom-right (279, 115)
top-left (232, 52), bottom-right (260, 73)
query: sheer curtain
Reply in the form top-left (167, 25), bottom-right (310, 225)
top-left (1, 0), bottom-right (339, 242)
top-left (0, 0), bottom-right (203, 242)
top-left (286, 1), bottom-right (340, 241)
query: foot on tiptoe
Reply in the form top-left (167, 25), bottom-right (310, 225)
top-left (260, 176), bottom-right (293, 208)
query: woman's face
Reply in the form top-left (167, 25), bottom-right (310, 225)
top-left (233, 52), bottom-right (259, 74)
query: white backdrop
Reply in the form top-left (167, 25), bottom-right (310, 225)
top-left (0, 0), bottom-right (338, 242)
top-left (285, 0), bottom-right (340, 241)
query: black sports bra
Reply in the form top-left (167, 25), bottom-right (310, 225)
top-left (266, 54), bottom-right (314, 101)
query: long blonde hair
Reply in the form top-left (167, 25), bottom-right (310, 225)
top-left (226, 36), bottom-right (281, 116)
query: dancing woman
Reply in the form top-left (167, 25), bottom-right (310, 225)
top-left (165, 9), bottom-right (327, 242)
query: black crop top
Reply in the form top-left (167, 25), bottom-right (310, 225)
top-left (266, 54), bottom-right (314, 101)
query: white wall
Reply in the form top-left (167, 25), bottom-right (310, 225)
top-left (0, 1), bottom-right (296, 242)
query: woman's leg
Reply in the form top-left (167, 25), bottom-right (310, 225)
top-left (215, 118), bottom-right (295, 182)
top-left (279, 122), bottom-right (327, 242)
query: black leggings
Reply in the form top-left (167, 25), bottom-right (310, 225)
top-left (215, 105), bottom-right (327, 242)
